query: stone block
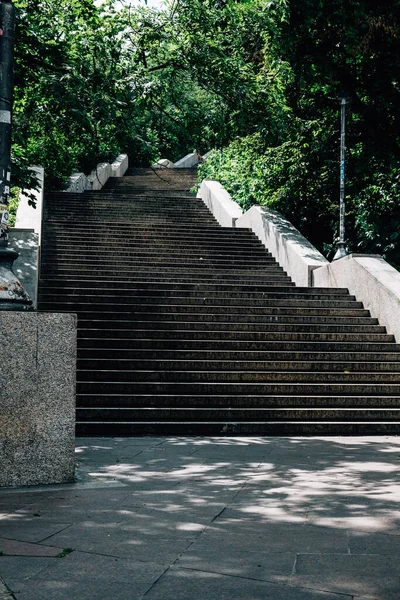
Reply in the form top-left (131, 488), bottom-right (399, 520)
top-left (313, 253), bottom-right (400, 342)
top-left (111, 154), bottom-right (129, 177)
top-left (85, 163), bottom-right (112, 191)
top-left (65, 172), bottom-right (88, 194)
top-left (152, 158), bottom-right (175, 169)
top-left (198, 180), bottom-right (242, 228)
top-left (0, 312), bottom-right (77, 487)
top-left (236, 206), bottom-right (328, 287)
top-left (173, 152), bottom-right (198, 169)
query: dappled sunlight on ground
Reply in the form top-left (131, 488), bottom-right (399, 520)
top-left (1, 436), bottom-right (399, 599)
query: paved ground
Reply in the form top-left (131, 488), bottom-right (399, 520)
top-left (0, 436), bottom-right (399, 599)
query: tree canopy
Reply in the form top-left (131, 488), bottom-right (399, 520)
top-left (12, 0), bottom-right (400, 265)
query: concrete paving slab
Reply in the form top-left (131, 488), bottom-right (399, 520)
top-left (40, 521), bottom-right (196, 564)
top-left (143, 567), bottom-right (352, 600)
top-left (349, 530), bottom-right (400, 554)
top-left (291, 554), bottom-right (400, 599)
top-left (0, 520), bottom-right (71, 544)
top-left (206, 520), bottom-right (348, 554)
top-left (0, 556), bottom-right (54, 580)
top-left (13, 503), bottom-right (142, 525)
top-left (0, 539), bottom-right (62, 558)
top-left (4, 577), bottom-right (148, 600)
top-left (177, 545), bottom-right (296, 582)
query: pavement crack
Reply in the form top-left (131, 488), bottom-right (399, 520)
top-left (37, 523), bottom-right (74, 544)
top-left (291, 553), bottom-right (298, 577)
top-left (141, 565), bottom-right (171, 599)
top-left (211, 505), bottom-right (227, 523)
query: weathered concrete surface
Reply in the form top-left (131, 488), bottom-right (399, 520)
top-left (65, 172), bottom-right (88, 193)
top-left (111, 154), bottom-right (129, 178)
top-left (198, 180), bottom-right (243, 228)
top-left (0, 436), bottom-right (399, 599)
top-left (152, 158), bottom-right (175, 169)
top-left (66, 155), bottom-right (129, 192)
top-left (174, 152), bottom-right (199, 169)
top-left (313, 253), bottom-right (400, 342)
top-left (15, 167), bottom-right (44, 242)
top-left (85, 162), bottom-right (112, 191)
top-left (8, 230), bottom-right (38, 309)
top-left (236, 205), bottom-right (328, 287)
top-left (0, 312), bottom-right (77, 487)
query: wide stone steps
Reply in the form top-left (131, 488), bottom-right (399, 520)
top-left (74, 421), bottom-right (400, 435)
top-left (76, 408), bottom-right (400, 423)
top-left (76, 370), bottom-right (400, 383)
top-left (77, 358), bottom-right (400, 372)
top-left (37, 167), bottom-right (400, 434)
top-left (76, 348), bottom-right (400, 362)
top-left (76, 380), bottom-right (400, 395)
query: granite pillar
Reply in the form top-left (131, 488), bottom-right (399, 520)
top-left (0, 312), bottom-right (77, 487)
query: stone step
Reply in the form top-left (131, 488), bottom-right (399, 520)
top-left (40, 257), bottom-right (279, 268)
top-left (39, 303), bottom-right (369, 316)
top-left (77, 358), bottom-right (400, 372)
top-left (76, 338), bottom-right (398, 352)
top-left (38, 299), bottom-right (365, 312)
top-left (39, 290), bottom-right (356, 302)
top-left (40, 246), bottom-right (272, 257)
top-left (38, 272), bottom-right (293, 284)
top-left (38, 270), bottom-right (293, 280)
top-left (76, 407), bottom-right (400, 422)
top-left (76, 369), bottom-right (400, 383)
top-left (76, 348), bottom-right (400, 362)
top-left (72, 311), bottom-right (376, 324)
top-left (75, 381), bottom-right (400, 395)
top-left (75, 329), bottom-right (393, 343)
top-left (75, 319), bottom-right (384, 333)
top-left (75, 421), bottom-right (400, 436)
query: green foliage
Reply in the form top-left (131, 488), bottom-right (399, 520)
top-left (199, 0), bottom-right (400, 265)
top-left (11, 0), bottom-right (400, 264)
top-left (8, 187), bottom-right (20, 228)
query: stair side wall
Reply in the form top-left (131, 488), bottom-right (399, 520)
top-left (313, 254), bottom-right (400, 342)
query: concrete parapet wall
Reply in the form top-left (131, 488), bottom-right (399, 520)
top-left (236, 206), bottom-right (328, 287)
top-left (85, 162), bottom-right (112, 191)
top-left (174, 152), bottom-right (199, 169)
top-left (152, 158), bottom-right (175, 169)
top-left (313, 254), bottom-right (400, 342)
top-left (111, 154), bottom-right (129, 177)
top-left (66, 154), bottom-right (129, 192)
top-left (8, 229), bottom-right (39, 309)
top-left (66, 172), bottom-right (88, 193)
top-left (0, 312), bottom-right (77, 487)
top-left (15, 166), bottom-right (44, 242)
top-left (199, 180), bottom-right (243, 228)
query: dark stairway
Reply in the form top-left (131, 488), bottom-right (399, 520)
top-left (38, 167), bottom-right (400, 435)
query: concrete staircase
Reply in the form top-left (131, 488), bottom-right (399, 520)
top-left (38, 167), bottom-right (400, 435)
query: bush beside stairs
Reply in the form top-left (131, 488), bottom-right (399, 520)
top-left (38, 167), bottom-right (400, 435)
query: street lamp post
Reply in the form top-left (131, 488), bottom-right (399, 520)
top-left (0, 0), bottom-right (15, 245)
top-left (333, 97), bottom-right (348, 260)
top-left (0, 0), bottom-right (31, 310)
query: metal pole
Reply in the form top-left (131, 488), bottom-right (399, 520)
top-left (333, 97), bottom-right (348, 260)
top-left (0, 0), bottom-right (31, 310)
top-left (0, 0), bottom-right (15, 247)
